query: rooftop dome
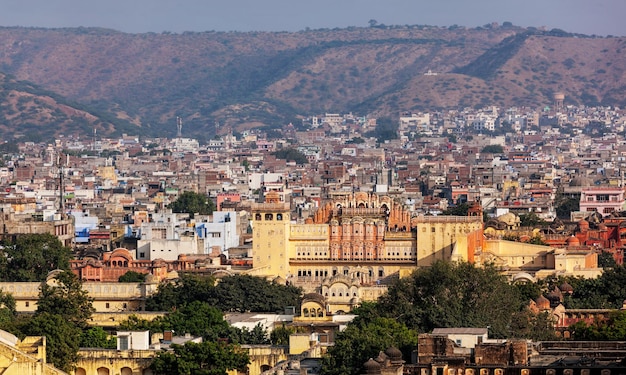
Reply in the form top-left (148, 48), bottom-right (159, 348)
top-left (535, 295), bottom-right (550, 310)
top-left (385, 347), bottom-right (403, 361)
top-left (498, 212), bottom-right (520, 226)
top-left (559, 281), bottom-right (574, 294)
top-left (363, 358), bottom-right (381, 374)
top-left (566, 235), bottom-right (581, 247)
top-left (547, 287), bottom-right (563, 302)
top-left (578, 219), bottom-right (589, 230)
top-left (302, 292), bottom-right (326, 305)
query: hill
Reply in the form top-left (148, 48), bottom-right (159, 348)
top-left (0, 24), bottom-right (624, 140)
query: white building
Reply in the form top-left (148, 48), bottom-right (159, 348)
top-left (116, 331), bottom-right (150, 350)
top-left (136, 210), bottom-right (200, 260)
top-left (196, 211), bottom-right (240, 256)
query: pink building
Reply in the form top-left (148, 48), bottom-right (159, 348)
top-left (580, 187), bottom-right (626, 216)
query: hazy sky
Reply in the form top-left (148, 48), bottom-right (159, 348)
top-left (2, 0), bottom-right (625, 36)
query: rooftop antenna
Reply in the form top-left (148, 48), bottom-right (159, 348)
top-left (176, 116), bottom-right (183, 138)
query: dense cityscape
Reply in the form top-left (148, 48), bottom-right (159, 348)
top-left (0, 97), bottom-right (626, 374)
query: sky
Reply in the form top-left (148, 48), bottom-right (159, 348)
top-left (1, 0), bottom-right (625, 37)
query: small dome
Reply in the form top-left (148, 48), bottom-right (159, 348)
top-left (535, 295), bottom-right (550, 310)
top-left (302, 292), bottom-right (326, 305)
top-left (385, 347), bottom-right (403, 361)
top-left (566, 235), bottom-right (581, 247)
top-left (363, 358), bottom-right (381, 374)
top-left (498, 212), bottom-right (520, 226)
top-left (273, 276), bottom-right (286, 285)
top-left (547, 287), bottom-right (563, 301)
top-left (578, 219), bottom-right (589, 231)
top-left (559, 282), bottom-right (574, 294)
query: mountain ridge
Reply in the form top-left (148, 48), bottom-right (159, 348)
top-left (0, 24), bottom-right (623, 140)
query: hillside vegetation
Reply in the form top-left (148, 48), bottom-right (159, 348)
top-left (0, 24), bottom-right (624, 140)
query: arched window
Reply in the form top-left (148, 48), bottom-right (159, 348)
top-left (265, 213), bottom-right (273, 220)
top-left (303, 308), bottom-right (309, 317)
top-left (255, 213), bottom-right (262, 220)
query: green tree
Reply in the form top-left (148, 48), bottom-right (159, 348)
top-left (146, 274), bottom-right (217, 311)
top-left (346, 137), bottom-right (365, 144)
top-left (20, 312), bottom-right (82, 373)
top-left (150, 341), bottom-right (250, 375)
top-left (365, 117), bottom-right (398, 143)
top-left (598, 251), bottom-right (618, 268)
top-left (377, 261), bottom-right (525, 338)
top-left (518, 212), bottom-right (547, 227)
top-left (508, 309), bottom-right (558, 341)
top-left (320, 317), bottom-right (418, 375)
top-left (36, 270), bottom-right (95, 328)
top-left (167, 191), bottom-right (215, 218)
top-left (0, 290), bottom-right (16, 330)
top-left (0, 233), bottom-right (72, 281)
top-left (270, 324), bottom-right (294, 345)
top-left (441, 203), bottom-right (470, 216)
top-left (481, 144), bottom-right (504, 153)
top-left (561, 266), bottom-right (626, 309)
top-left (118, 314), bottom-right (157, 332)
top-left (207, 275), bottom-right (302, 313)
top-left (161, 301), bottom-right (233, 341)
top-left (118, 270), bottom-right (148, 282)
top-left (555, 197), bottom-right (580, 219)
top-left (271, 148), bottom-right (308, 165)
top-left (237, 323), bottom-right (270, 345)
top-left (80, 326), bottom-right (117, 348)
top-left (570, 310), bottom-right (626, 340)
top-left (527, 235), bottom-right (548, 245)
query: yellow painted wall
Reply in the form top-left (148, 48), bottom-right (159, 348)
top-left (251, 203), bottom-right (292, 279)
top-left (289, 334), bottom-right (313, 355)
top-left (415, 218), bottom-right (483, 266)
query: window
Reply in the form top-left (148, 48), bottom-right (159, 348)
top-left (276, 213), bottom-right (283, 221)
top-left (139, 252), bottom-right (145, 258)
top-left (25, 302), bottom-right (29, 307)
top-left (152, 228), bottom-right (167, 239)
top-left (211, 232), bottom-right (221, 238)
top-left (265, 213), bottom-right (273, 220)
top-left (106, 303), bottom-right (110, 309)
top-left (119, 335), bottom-right (129, 350)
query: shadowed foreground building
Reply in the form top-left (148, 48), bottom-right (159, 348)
top-left (0, 330), bottom-right (67, 375)
top-left (407, 332), bottom-right (626, 375)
